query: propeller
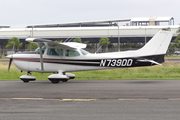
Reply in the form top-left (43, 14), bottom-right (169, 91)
top-left (8, 57), bottom-right (13, 72)
top-left (8, 42), bottom-right (15, 72)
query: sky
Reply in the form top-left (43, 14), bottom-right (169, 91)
top-left (0, 0), bottom-right (179, 25)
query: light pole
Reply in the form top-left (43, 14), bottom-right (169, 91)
top-left (145, 27), bottom-right (146, 44)
top-left (31, 26), bottom-right (34, 37)
top-left (115, 23), bottom-right (120, 52)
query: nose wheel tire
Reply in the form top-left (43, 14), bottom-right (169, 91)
top-left (49, 79), bottom-right (60, 84)
top-left (22, 80), bottom-right (29, 83)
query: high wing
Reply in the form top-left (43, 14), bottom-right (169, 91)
top-left (25, 38), bottom-right (87, 49)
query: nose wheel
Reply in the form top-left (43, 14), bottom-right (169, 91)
top-left (20, 72), bottom-right (36, 83)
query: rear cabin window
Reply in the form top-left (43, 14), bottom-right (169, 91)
top-left (65, 50), bottom-right (80, 57)
top-left (47, 48), bottom-right (63, 56)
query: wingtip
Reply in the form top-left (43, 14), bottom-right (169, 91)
top-left (25, 38), bottom-right (36, 42)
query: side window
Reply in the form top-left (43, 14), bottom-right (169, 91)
top-left (35, 46), bottom-right (46, 54)
top-left (65, 50), bottom-right (80, 57)
top-left (47, 48), bottom-right (63, 56)
top-left (56, 49), bottom-right (63, 56)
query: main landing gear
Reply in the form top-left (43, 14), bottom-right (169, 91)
top-left (20, 72), bottom-right (75, 84)
top-left (48, 72), bottom-right (75, 84)
top-left (48, 79), bottom-right (68, 84)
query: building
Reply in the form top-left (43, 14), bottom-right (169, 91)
top-left (0, 17), bottom-right (178, 55)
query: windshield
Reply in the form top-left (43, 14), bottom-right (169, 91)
top-left (80, 49), bottom-right (89, 55)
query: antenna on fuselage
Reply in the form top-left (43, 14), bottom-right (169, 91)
top-left (67, 37), bottom-right (74, 42)
top-left (64, 36), bottom-right (74, 42)
top-left (95, 45), bottom-right (103, 54)
top-left (64, 37), bottom-right (71, 42)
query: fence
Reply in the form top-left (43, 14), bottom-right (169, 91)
top-left (1, 47), bottom-right (179, 58)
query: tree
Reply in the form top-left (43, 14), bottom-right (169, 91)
top-left (162, 27), bottom-right (171, 31)
top-left (6, 37), bottom-right (23, 52)
top-left (55, 40), bottom-right (63, 43)
top-left (172, 27), bottom-right (180, 48)
top-left (174, 27), bottom-right (180, 42)
top-left (84, 41), bottom-right (91, 48)
top-left (168, 27), bottom-right (180, 55)
top-left (73, 38), bottom-right (82, 43)
top-left (99, 37), bottom-right (110, 52)
top-left (27, 42), bottom-right (38, 51)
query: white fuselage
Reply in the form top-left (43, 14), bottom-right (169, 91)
top-left (12, 49), bottom-right (138, 73)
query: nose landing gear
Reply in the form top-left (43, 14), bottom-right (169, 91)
top-left (20, 72), bottom-right (36, 83)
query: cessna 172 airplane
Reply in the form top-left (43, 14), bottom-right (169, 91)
top-left (6, 30), bottom-right (173, 83)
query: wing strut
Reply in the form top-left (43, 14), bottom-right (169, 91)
top-left (39, 42), bottom-right (44, 71)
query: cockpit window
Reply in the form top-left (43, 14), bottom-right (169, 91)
top-left (35, 46), bottom-right (46, 54)
top-left (47, 48), bottom-right (63, 56)
top-left (80, 49), bottom-right (89, 55)
top-left (65, 50), bottom-right (80, 57)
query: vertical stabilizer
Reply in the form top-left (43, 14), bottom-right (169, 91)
top-left (138, 30), bottom-right (173, 56)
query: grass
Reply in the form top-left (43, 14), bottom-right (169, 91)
top-left (1, 62), bottom-right (180, 80)
top-left (72, 62), bottom-right (180, 80)
top-left (0, 63), bottom-right (51, 80)
top-left (165, 55), bottom-right (180, 59)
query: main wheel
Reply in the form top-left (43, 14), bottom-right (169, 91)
top-left (21, 79), bottom-right (29, 83)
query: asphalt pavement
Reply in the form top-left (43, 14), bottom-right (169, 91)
top-left (0, 80), bottom-right (180, 120)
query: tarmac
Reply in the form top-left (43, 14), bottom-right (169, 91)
top-left (0, 80), bottom-right (180, 120)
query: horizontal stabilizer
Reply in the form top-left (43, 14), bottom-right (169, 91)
top-left (137, 59), bottom-right (161, 65)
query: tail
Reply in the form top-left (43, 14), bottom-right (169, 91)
top-left (138, 30), bottom-right (173, 56)
top-left (136, 30), bottom-right (173, 64)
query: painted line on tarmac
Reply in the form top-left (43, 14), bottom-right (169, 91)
top-left (61, 99), bottom-right (98, 101)
top-left (119, 98), bottom-right (180, 101)
top-left (12, 98), bottom-right (44, 100)
top-left (0, 98), bottom-right (98, 101)
top-left (0, 98), bottom-right (44, 100)
top-left (118, 99), bottom-right (149, 101)
top-left (168, 98), bottom-right (180, 100)
top-left (1, 98), bottom-right (180, 101)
